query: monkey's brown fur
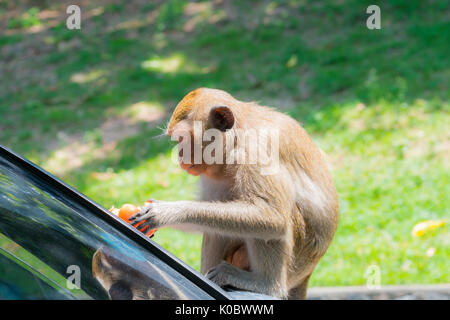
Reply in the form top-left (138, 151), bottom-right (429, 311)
top-left (92, 247), bottom-right (184, 300)
top-left (133, 88), bottom-right (338, 299)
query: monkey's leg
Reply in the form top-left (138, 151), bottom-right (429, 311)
top-left (205, 261), bottom-right (286, 298)
top-left (206, 239), bottom-right (288, 298)
top-left (201, 233), bottom-right (232, 274)
top-left (201, 234), bottom-right (247, 273)
top-left (287, 274), bottom-right (311, 300)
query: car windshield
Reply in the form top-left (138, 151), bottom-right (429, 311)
top-left (0, 152), bottom-right (215, 300)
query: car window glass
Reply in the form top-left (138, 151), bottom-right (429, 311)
top-left (0, 157), bottom-right (212, 300)
top-left (0, 245), bottom-right (77, 300)
top-left (0, 232), bottom-right (90, 299)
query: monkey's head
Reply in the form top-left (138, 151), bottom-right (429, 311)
top-left (167, 88), bottom-right (241, 178)
top-left (92, 247), bottom-right (182, 300)
top-left (92, 247), bottom-right (150, 300)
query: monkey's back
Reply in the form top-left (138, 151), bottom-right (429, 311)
top-left (244, 104), bottom-right (339, 292)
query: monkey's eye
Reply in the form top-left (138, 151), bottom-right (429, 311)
top-left (109, 281), bottom-right (133, 300)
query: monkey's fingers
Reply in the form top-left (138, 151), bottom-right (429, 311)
top-left (129, 210), bottom-right (148, 222)
top-left (136, 220), bottom-right (155, 232)
top-left (129, 216), bottom-right (140, 224)
top-left (206, 269), bottom-right (223, 286)
top-left (131, 219), bottom-right (146, 227)
top-left (205, 266), bottom-right (220, 279)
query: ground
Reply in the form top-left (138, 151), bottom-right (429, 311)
top-left (0, 0), bottom-right (448, 286)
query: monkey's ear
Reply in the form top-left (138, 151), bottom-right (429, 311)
top-left (209, 106), bottom-right (234, 131)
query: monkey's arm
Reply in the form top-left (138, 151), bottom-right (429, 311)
top-left (130, 200), bottom-right (286, 240)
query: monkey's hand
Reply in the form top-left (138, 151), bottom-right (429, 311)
top-left (205, 261), bottom-right (243, 289)
top-left (129, 201), bottom-right (177, 232)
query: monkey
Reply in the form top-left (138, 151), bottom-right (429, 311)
top-left (92, 246), bottom-right (186, 300)
top-left (130, 88), bottom-right (338, 299)
top-left (225, 243), bottom-right (250, 271)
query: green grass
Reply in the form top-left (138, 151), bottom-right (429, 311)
top-left (0, 0), bottom-right (448, 286)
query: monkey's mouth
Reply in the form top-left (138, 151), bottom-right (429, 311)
top-left (180, 162), bottom-right (204, 176)
top-left (186, 164), bottom-right (199, 174)
top-left (179, 161), bottom-right (193, 171)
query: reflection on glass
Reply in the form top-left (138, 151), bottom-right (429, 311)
top-left (0, 232), bottom-right (89, 299)
top-left (0, 245), bottom-right (76, 300)
top-left (0, 158), bottom-right (212, 300)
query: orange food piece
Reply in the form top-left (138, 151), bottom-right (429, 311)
top-left (118, 204), bottom-right (140, 223)
top-left (108, 206), bottom-right (119, 216)
top-left (109, 202), bottom-right (158, 238)
top-left (145, 229), bottom-right (157, 238)
top-left (118, 203), bottom-right (146, 230)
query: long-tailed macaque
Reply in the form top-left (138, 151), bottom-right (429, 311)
top-left (92, 246), bottom-right (185, 300)
top-left (130, 88), bottom-right (338, 299)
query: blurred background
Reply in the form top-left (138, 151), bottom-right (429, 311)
top-left (0, 0), bottom-right (448, 287)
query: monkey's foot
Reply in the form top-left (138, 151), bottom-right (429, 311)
top-left (205, 261), bottom-right (241, 288)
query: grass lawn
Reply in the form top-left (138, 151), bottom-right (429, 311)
top-left (0, 0), bottom-right (448, 286)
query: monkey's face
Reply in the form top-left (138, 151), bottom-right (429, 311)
top-left (92, 248), bottom-right (182, 300)
top-left (171, 119), bottom-right (208, 177)
top-left (168, 89), bottom-right (236, 178)
top-left (92, 248), bottom-right (149, 299)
